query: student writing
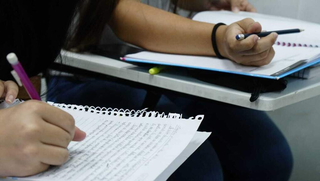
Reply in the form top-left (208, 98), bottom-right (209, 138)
top-left (55, 0), bottom-right (292, 181)
top-left (0, 0), bottom-right (292, 180)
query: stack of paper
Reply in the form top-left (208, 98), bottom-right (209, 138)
top-left (0, 101), bottom-right (210, 181)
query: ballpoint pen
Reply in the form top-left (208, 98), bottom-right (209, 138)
top-left (236, 28), bottom-right (304, 40)
top-left (6, 53), bottom-right (41, 100)
top-left (149, 65), bottom-right (166, 75)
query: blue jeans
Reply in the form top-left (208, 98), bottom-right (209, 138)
top-left (47, 76), bottom-right (293, 181)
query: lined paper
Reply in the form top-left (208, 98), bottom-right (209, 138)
top-left (17, 106), bottom-right (201, 181)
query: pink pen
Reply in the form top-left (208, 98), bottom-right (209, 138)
top-left (6, 53), bottom-right (41, 100)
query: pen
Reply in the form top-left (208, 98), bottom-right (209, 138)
top-left (6, 53), bottom-right (41, 100)
top-left (149, 65), bottom-right (166, 75)
top-left (236, 28), bottom-right (304, 40)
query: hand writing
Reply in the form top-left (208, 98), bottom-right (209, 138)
top-left (0, 101), bottom-right (86, 177)
top-left (217, 18), bottom-right (278, 66)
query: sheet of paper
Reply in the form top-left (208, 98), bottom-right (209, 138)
top-left (13, 106), bottom-right (201, 181)
top-left (155, 132), bottom-right (211, 181)
top-left (193, 11), bottom-right (320, 48)
top-left (1, 132), bottom-right (210, 181)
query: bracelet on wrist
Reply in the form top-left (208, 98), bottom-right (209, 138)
top-left (211, 23), bottom-right (226, 59)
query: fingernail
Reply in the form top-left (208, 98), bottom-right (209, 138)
top-left (273, 33), bottom-right (278, 39)
top-left (6, 95), bottom-right (14, 104)
top-left (253, 36), bottom-right (259, 43)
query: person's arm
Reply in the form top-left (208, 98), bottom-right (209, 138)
top-left (110, 0), bottom-right (276, 66)
top-left (0, 80), bottom-right (86, 177)
top-left (171, 0), bottom-right (256, 12)
top-left (110, 0), bottom-right (214, 56)
top-left (171, 0), bottom-right (219, 12)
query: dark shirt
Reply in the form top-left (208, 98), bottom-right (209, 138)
top-left (0, 0), bottom-right (79, 80)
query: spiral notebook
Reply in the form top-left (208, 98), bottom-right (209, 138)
top-left (193, 11), bottom-right (320, 48)
top-left (123, 11), bottom-right (320, 80)
top-left (0, 101), bottom-right (210, 181)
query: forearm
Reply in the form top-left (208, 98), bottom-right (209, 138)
top-left (110, 0), bottom-right (220, 56)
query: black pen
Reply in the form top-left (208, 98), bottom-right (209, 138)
top-left (236, 28), bottom-right (304, 40)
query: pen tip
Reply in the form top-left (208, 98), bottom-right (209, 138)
top-left (300, 29), bottom-right (305, 32)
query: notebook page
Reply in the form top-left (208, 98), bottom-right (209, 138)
top-left (1, 132), bottom-right (210, 181)
top-left (18, 106), bottom-right (201, 181)
top-left (193, 11), bottom-right (320, 48)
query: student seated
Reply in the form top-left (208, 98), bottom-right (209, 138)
top-left (0, 0), bottom-right (292, 180)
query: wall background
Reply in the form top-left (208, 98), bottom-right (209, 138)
top-left (250, 0), bottom-right (320, 180)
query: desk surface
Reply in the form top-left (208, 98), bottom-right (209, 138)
top-left (60, 51), bottom-right (320, 111)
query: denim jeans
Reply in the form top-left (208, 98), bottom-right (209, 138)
top-left (47, 76), bottom-right (293, 181)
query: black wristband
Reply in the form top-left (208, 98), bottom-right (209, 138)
top-left (211, 23), bottom-right (226, 59)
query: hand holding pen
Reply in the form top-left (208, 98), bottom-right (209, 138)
top-left (6, 53), bottom-right (41, 100)
top-left (217, 19), bottom-right (278, 67)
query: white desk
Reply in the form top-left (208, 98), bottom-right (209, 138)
top-left (60, 51), bottom-right (320, 111)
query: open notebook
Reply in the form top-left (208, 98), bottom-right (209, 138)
top-left (123, 11), bottom-right (320, 80)
top-left (0, 100), bottom-right (210, 181)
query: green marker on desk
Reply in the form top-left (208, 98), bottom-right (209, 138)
top-left (149, 65), bottom-right (166, 75)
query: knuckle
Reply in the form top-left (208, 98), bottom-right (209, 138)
top-left (244, 18), bottom-right (254, 23)
top-left (58, 150), bottom-right (70, 165)
top-left (64, 114), bottom-right (75, 130)
top-left (23, 101), bottom-right (43, 112)
top-left (22, 146), bottom-right (40, 159)
top-left (253, 45), bottom-right (261, 53)
top-left (22, 124), bottom-right (42, 139)
top-left (64, 134), bottom-right (72, 146)
top-left (259, 51), bottom-right (269, 59)
top-left (245, 41), bottom-right (254, 50)
top-left (5, 80), bottom-right (18, 89)
top-left (228, 42), bottom-right (237, 51)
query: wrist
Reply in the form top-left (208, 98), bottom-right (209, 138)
top-left (215, 25), bottom-right (228, 58)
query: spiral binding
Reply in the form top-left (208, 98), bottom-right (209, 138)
top-left (48, 102), bottom-right (204, 121)
top-left (275, 41), bottom-right (319, 48)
